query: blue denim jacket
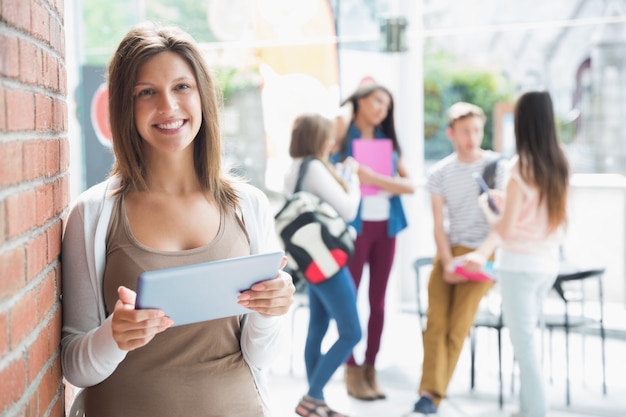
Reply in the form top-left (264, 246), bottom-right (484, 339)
top-left (331, 124), bottom-right (408, 237)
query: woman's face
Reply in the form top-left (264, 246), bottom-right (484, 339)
top-left (356, 89), bottom-right (391, 126)
top-left (133, 51), bottom-right (202, 158)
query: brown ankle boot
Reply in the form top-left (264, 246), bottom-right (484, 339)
top-left (345, 365), bottom-right (377, 401)
top-left (363, 364), bottom-right (386, 399)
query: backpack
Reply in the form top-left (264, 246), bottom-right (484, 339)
top-left (274, 157), bottom-right (355, 285)
top-left (482, 155), bottom-right (503, 189)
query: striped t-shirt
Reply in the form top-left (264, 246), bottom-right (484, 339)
top-left (426, 151), bottom-right (506, 248)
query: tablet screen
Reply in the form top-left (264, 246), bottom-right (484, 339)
top-left (136, 251), bottom-right (284, 326)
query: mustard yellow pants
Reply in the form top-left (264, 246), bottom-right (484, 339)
top-left (419, 245), bottom-right (494, 405)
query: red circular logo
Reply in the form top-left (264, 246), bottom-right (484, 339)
top-left (91, 83), bottom-right (113, 147)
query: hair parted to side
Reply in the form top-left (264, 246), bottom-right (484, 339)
top-left (107, 22), bottom-right (237, 207)
top-left (446, 102), bottom-right (486, 128)
top-left (514, 90), bottom-right (570, 231)
top-left (339, 84), bottom-right (400, 156)
top-left (289, 114), bottom-right (333, 159)
top-left (289, 113), bottom-right (348, 192)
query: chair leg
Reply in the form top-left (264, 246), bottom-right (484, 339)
top-left (548, 328), bottom-right (553, 383)
top-left (565, 325), bottom-right (571, 406)
top-left (498, 329), bottom-right (503, 409)
top-left (599, 279), bottom-right (607, 396)
top-left (600, 322), bottom-right (607, 395)
top-left (470, 329), bottom-right (476, 390)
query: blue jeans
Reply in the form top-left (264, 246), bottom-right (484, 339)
top-left (498, 270), bottom-right (556, 417)
top-left (304, 267), bottom-right (361, 400)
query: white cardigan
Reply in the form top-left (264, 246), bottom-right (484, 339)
top-left (61, 176), bottom-right (284, 416)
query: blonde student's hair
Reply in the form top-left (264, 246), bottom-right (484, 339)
top-left (446, 102), bottom-right (486, 128)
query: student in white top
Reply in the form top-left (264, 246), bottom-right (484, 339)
top-left (284, 114), bottom-right (361, 417)
top-left (463, 90), bottom-right (570, 417)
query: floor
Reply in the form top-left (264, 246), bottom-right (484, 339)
top-left (265, 294), bottom-right (626, 417)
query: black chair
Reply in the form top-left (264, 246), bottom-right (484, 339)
top-left (413, 257), bottom-right (506, 409)
top-left (543, 267), bottom-right (607, 406)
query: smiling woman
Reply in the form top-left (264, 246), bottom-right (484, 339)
top-left (132, 52), bottom-right (202, 158)
top-left (61, 22), bottom-right (295, 417)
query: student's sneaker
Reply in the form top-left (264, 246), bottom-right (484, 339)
top-left (403, 396), bottom-right (437, 416)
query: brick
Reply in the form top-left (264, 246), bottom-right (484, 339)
top-left (6, 89), bottom-right (35, 132)
top-left (54, 0), bottom-right (65, 22)
top-left (58, 61), bottom-right (67, 95)
top-left (49, 395), bottom-right (64, 417)
top-left (0, 246), bottom-right (25, 299)
top-left (0, 141), bottom-right (24, 187)
top-left (0, 84), bottom-right (6, 131)
top-left (0, 357), bottom-right (26, 414)
top-left (39, 366), bottom-right (57, 417)
top-left (10, 289), bottom-right (38, 349)
top-left (46, 140), bottom-right (60, 176)
top-left (18, 39), bottom-right (42, 86)
top-left (36, 183), bottom-right (54, 227)
top-left (0, 200), bottom-right (5, 246)
top-left (48, 307), bottom-right (62, 354)
top-left (30, 0), bottom-right (50, 44)
top-left (49, 17), bottom-right (63, 55)
top-left (38, 270), bottom-right (57, 322)
top-left (0, 34), bottom-right (19, 79)
top-left (6, 189), bottom-right (36, 238)
top-left (2, 0), bottom-right (31, 32)
top-left (47, 220), bottom-right (62, 263)
top-left (53, 98), bottom-right (67, 132)
top-left (36, 94), bottom-right (53, 132)
top-left (59, 138), bottom-right (69, 172)
top-left (26, 232), bottom-right (47, 282)
top-left (27, 327), bottom-right (48, 383)
top-left (0, 312), bottom-right (7, 356)
top-left (53, 175), bottom-right (69, 216)
top-left (23, 140), bottom-right (46, 181)
top-left (24, 396), bottom-right (37, 417)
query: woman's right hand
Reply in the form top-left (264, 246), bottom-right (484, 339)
top-left (111, 286), bottom-right (174, 351)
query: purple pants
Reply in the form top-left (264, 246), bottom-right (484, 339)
top-left (346, 220), bottom-right (396, 366)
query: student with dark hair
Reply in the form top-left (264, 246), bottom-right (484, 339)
top-left (284, 113), bottom-right (361, 417)
top-left (61, 22), bottom-right (295, 417)
top-left (463, 90), bottom-right (570, 417)
top-left (331, 83), bottom-right (415, 401)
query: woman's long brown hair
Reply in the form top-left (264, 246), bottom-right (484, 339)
top-left (107, 22), bottom-right (238, 209)
top-left (514, 90), bottom-right (570, 230)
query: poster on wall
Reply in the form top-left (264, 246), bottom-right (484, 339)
top-left (81, 65), bottom-right (114, 189)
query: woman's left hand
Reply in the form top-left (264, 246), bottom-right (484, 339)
top-left (237, 256), bottom-right (295, 316)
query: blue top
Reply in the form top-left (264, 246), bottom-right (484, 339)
top-left (331, 124), bottom-right (408, 237)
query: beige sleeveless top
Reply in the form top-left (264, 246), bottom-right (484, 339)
top-left (85, 197), bottom-right (264, 417)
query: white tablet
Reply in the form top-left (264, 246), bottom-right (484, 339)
top-left (136, 251), bottom-right (284, 326)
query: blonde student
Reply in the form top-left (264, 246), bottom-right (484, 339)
top-left (405, 102), bottom-right (505, 416)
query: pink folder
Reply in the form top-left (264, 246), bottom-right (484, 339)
top-left (352, 139), bottom-right (393, 196)
top-left (454, 261), bottom-right (495, 282)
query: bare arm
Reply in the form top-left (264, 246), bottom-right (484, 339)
top-left (464, 177), bottom-right (523, 270)
top-left (358, 155), bottom-right (415, 195)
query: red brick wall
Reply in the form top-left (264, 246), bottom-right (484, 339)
top-left (0, 1), bottom-right (68, 416)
